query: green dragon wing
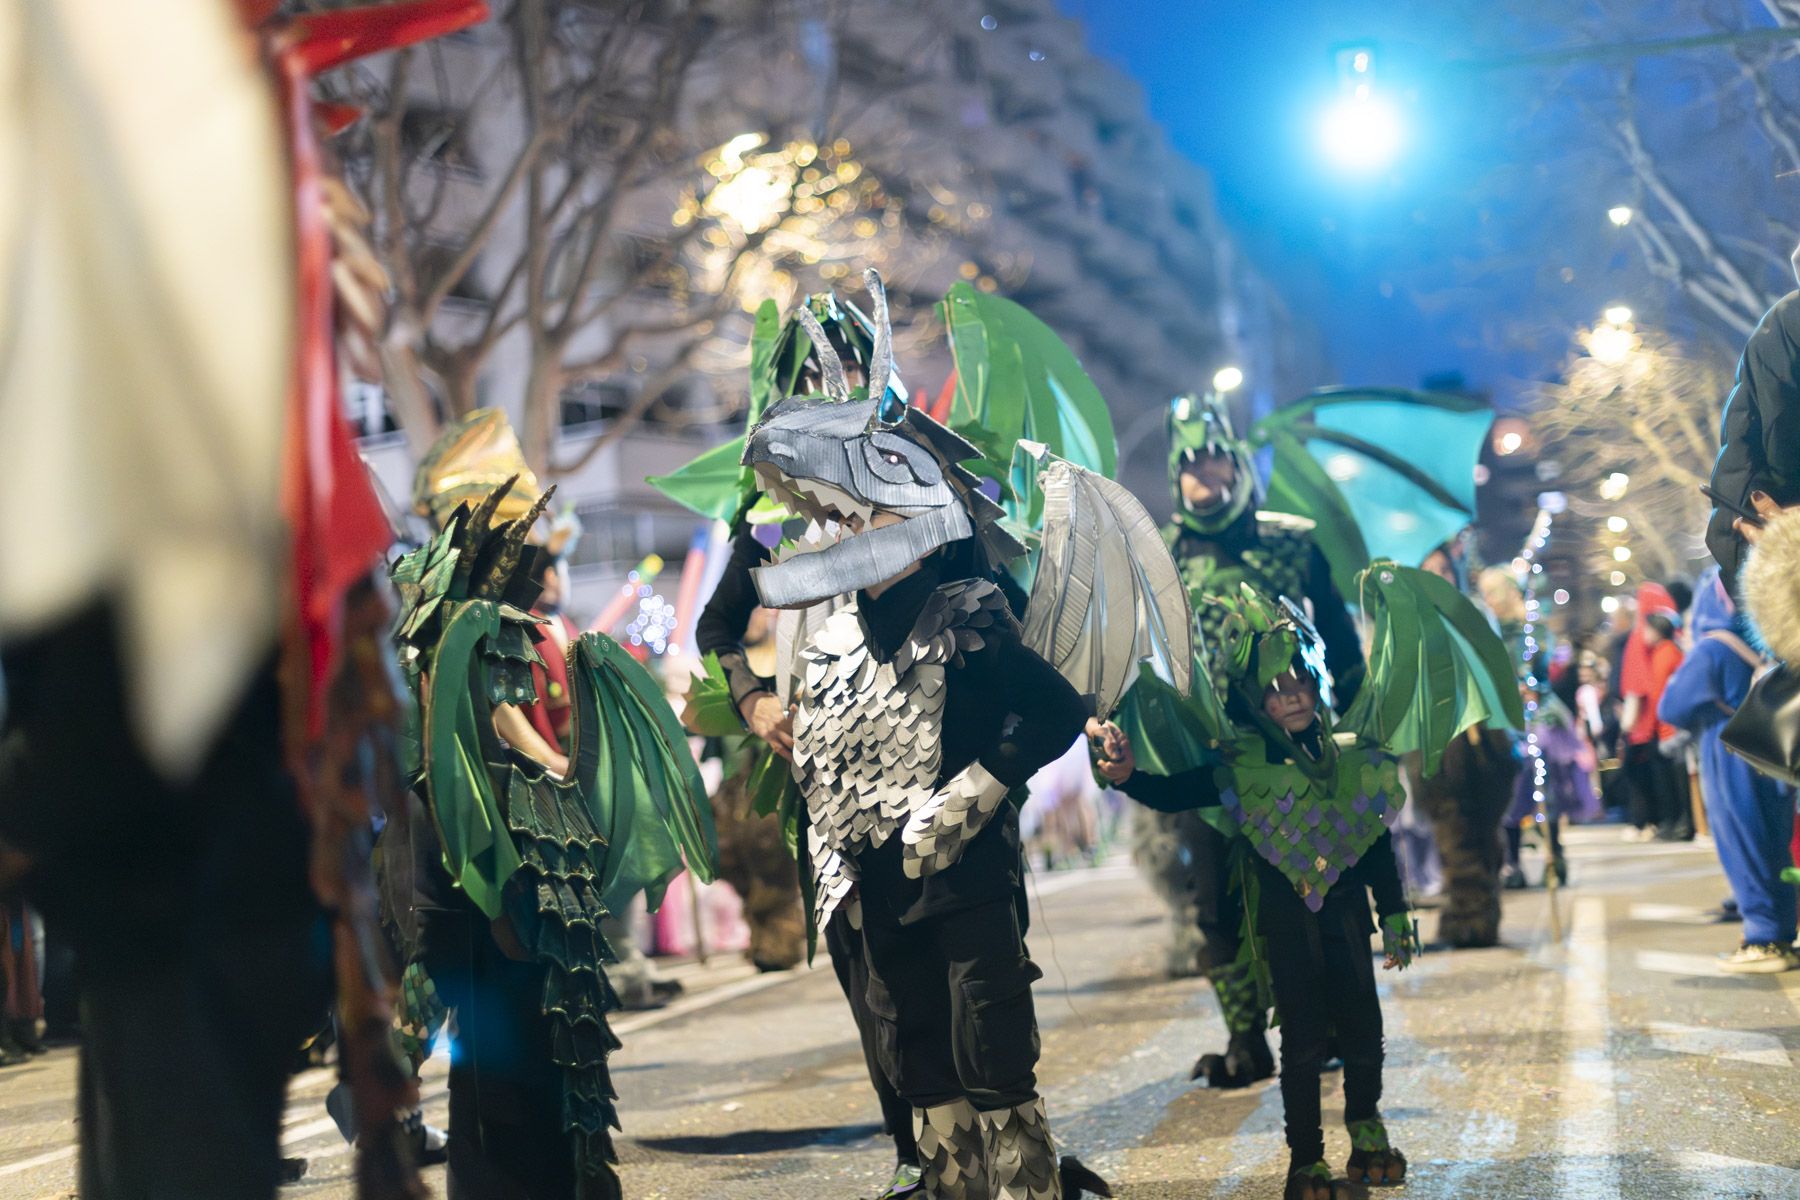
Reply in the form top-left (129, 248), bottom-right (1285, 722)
top-left (420, 600), bottom-right (524, 920)
top-left (1109, 657), bottom-right (1228, 777)
top-left (646, 298), bottom-right (787, 524)
top-left (1342, 561), bottom-right (1525, 775)
top-left (940, 282), bottom-right (1117, 530)
top-left (569, 632), bottom-right (719, 914)
top-left (1252, 388), bottom-right (1494, 597)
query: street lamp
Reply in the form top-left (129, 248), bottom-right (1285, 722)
top-left (1603, 304), bottom-right (1633, 326)
top-left (1613, 545), bottom-right (1632, 562)
top-left (1599, 472), bottom-right (1630, 501)
top-left (1212, 365), bottom-right (1245, 394)
top-left (1606, 515), bottom-right (1629, 533)
top-left (1608, 205), bottom-right (1634, 227)
top-left (1320, 93), bottom-right (1403, 172)
top-left (1589, 324), bottom-right (1634, 363)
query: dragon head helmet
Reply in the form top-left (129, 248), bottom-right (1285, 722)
top-left (765, 289), bottom-right (908, 406)
top-left (1211, 583), bottom-right (1337, 764)
top-left (741, 269), bottom-right (1021, 609)
top-left (1168, 391), bottom-right (1259, 535)
top-left (391, 475), bottom-right (555, 652)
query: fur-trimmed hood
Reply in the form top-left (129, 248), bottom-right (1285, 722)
top-left (1740, 505), bottom-right (1800, 661)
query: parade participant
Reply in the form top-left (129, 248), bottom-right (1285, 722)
top-left (739, 270), bottom-right (1183, 1199)
top-left (675, 289), bottom-right (933, 1197)
top-left (391, 465), bottom-right (717, 1198)
top-left (1132, 392), bottom-right (1364, 1088)
top-left (1092, 571), bottom-right (1518, 1200)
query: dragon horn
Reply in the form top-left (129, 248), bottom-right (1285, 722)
top-left (475, 485), bottom-right (555, 599)
top-left (863, 267), bottom-right (894, 416)
top-left (793, 305), bottom-right (851, 404)
top-left (451, 474), bottom-right (516, 591)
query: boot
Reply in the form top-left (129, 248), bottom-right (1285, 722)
top-left (1190, 1024), bottom-right (1275, 1088)
top-left (1192, 963), bottom-right (1274, 1088)
top-left (976, 1099), bottom-right (1062, 1200)
top-left (915, 1101), bottom-right (988, 1200)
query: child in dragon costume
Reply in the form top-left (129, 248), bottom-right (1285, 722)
top-left (737, 272), bottom-right (1186, 1200)
top-left (1093, 569), bottom-right (1520, 1200)
top-left (389, 474), bottom-right (717, 1200)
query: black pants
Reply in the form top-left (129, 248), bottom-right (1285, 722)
top-left (1190, 819), bottom-right (1244, 971)
top-left (1264, 910), bottom-right (1384, 1166)
top-left (826, 905), bottom-right (918, 1161)
top-left (0, 610), bottom-right (328, 1200)
top-left (1624, 742), bottom-right (1687, 833)
top-left (417, 880), bottom-right (580, 1199)
top-left (861, 895), bottom-right (1043, 1112)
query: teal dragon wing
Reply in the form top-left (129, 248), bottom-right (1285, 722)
top-left (570, 632), bottom-right (719, 914)
top-left (1251, 388), bottom-right (1495, 597)
top-left (940, 282), bottom-right (1118, 531)
top-left (1342, 561), bottom-right (1525, 775)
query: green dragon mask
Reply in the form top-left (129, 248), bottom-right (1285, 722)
top-left (1168, 391), bottom-right (1259, 535)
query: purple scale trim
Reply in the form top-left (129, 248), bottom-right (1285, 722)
top-left (1277, 791), bottom-right (1296, 814)
top-left (1324, 865), bottom-right (1341, 883)
top-left (1352, 795), bottom-right (1369, 814)
top-left (1304, 807), bottom-right (1322, 828)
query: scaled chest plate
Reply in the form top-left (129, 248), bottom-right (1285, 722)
top-left (792, 609), bottom-right (946, 858)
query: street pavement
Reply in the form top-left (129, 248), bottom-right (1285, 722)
top-left (4, 826), bottom-right (1800, 1198)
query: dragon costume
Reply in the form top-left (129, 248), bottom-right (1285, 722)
top-left (1128, 383), bottom-right (1496, 1084)
top-left (390, 475), bottom-right (717, 1199)
top-left (667, 271), bottom-right (1122, 1200)
top-left (736, 271), bottom-right (1185, 1200)
top-left (1103, 570), bottom-right (1520, 1200)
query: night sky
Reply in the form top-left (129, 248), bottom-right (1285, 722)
top-left (1056, 1), bottom-right (1793, 407)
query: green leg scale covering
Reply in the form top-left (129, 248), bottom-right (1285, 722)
top-left (503, 772), bottom-right (626, 1195)
top-left (392, 960), bottom-right (446, 1075)
top-left (1207, 961), bottom-right (1262, 1037)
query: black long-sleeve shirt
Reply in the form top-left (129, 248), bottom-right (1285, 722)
top-left (694, 527), bottom-right (775, 712)
top-left (1117, 757), bottom-right (1405, 937)
top-left (849, 560), bottom-right (1088, 924)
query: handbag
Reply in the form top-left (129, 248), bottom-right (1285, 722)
top-left (1721, 661), bottom-right (1800, 785)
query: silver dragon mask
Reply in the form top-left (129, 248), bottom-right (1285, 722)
top-left (741, 269), bottom-right (1022, 610)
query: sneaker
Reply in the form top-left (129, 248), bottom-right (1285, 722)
top-left (1718, 943), bottom-right (1799, 974)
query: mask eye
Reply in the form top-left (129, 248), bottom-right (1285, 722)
top-left (875, 390), bottom-right (907, 427)
top-left (880, 449), bottom-right (905, 466)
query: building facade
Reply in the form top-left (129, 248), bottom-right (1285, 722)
top-left (352, 0), bottom-right (1330, 619)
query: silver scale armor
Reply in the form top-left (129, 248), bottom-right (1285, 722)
top-left (791, 578), bottom-right (1014, 928)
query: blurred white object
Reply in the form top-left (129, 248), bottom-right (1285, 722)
top-left (0, 0), bottom-right (293, 777)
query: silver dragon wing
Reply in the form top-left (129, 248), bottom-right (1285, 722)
top-left (1018, 443), bottom-right (1193, 716)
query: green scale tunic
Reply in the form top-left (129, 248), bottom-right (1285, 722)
top-left (1167, 513), bottom-right (1316, 694)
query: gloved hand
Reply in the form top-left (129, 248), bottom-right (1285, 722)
top-left (1381, 912), bottom-right (1419, 971)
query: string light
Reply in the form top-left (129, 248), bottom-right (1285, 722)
top-left (1514, 507), bottom-right (1555, 837)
